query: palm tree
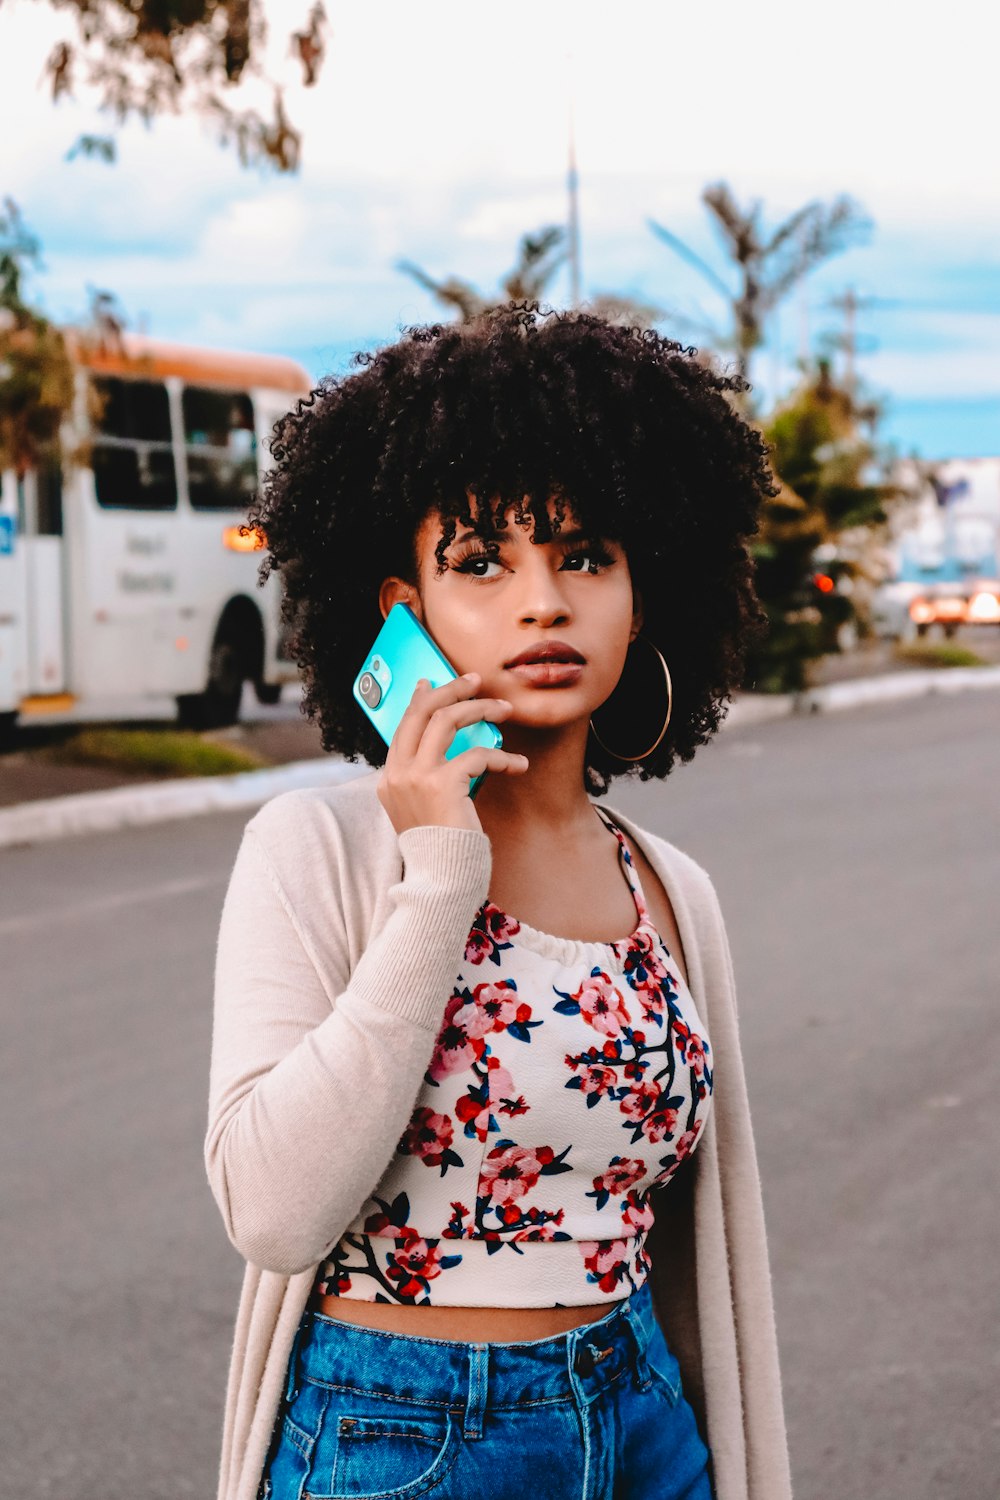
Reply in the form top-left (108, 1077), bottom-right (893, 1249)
top-left (649, 183), bottom-right (872, 397)
top-left (397, 226), bottom-right (569, 322)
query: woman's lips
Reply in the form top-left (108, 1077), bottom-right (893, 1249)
top-left (505, 660), bottom-right (585, 687)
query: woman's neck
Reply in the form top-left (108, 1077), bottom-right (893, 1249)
top-left (473, 721), bottom-right (596, 840)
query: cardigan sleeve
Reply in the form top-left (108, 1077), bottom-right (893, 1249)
top-left (204, 816), bottom-right (491, 1276)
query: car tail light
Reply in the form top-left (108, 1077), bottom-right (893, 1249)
top-left (968, 590), bottom-right (1000, 623)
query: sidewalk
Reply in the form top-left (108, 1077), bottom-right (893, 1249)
top-left (3, 635), bottom-right (1000, 847)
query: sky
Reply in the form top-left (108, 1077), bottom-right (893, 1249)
top-left (2, 0), bottom-right (999, 460)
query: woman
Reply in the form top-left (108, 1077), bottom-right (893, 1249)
top-left (206, 306), bottom-right (792, 1500)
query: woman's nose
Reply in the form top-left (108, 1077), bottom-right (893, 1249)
top-left (517, 569), bottom-right (572, 628)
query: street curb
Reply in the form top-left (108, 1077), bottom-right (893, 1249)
top-left (3, 665), bottom-right (1000, 850)
top-left (0, 757), bottom-right (369, 851)
top-left (725, 663), bottom-right (1000, 727)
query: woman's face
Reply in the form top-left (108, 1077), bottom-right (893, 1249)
top-left (379, 500), bottom-right (642, 738)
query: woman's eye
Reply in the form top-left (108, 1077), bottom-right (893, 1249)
top-left (454, 551), bottom-right (503, 578)
top-left (452, 544), bottom-right (614, 578)
top-left (562, 547), bottom-right (613, 574)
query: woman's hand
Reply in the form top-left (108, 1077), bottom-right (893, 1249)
top-left (377, 673), bottom-right (528, 835)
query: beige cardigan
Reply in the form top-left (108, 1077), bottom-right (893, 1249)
top-left (205, 773), bottom-right (792, 1500)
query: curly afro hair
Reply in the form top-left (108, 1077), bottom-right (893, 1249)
top-left (251, 303), bottom-right (776, 795)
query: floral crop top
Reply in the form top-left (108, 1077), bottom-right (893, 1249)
top-left (314, 808), bottom-right (713, 1308)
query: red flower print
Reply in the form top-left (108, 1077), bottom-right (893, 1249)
top-left (620, 1080), bottom-right (679, 1143)
top-left (620, 1081), bottom-right (660, 1122)
top-left (317, 1267), bottom-right (352, 1296)
top-left (464, 929), bottom-right (493, 965)
top-left (479, 1143), bottom-right (554, 1205)
top-left (572, 971), bottom-right (631, 1037)
top-left (685, 1035), bottom-right (708, 1073)
top-left (633, 1240), bottom-right (653, 1282)
top-left (385, 1228), bottom-right (446, 1298)
top-left (675, 1122), bottom-right (703, 1161)
top-left (464, 902), bottom-right (520, 965)
top-left (640, 1102), bottom-right (679, 1144)
top-left (455, 1057), bottom-right (518, 1143)
top-left (674, 1020), bottom-right (709, 1075)
top-left (486, 1056), bottom-right (514, 1098)
top-left (499, 1095), bottom-right (529, 1118)
top-left (444, 1201), bottom-right (473, 1239)
top-left (483, 903), bottom-right (520, 943)
top-left (580, 1238), bottom-right (630, 1294)
top-left (592, 1157), bottom-right (646, 1197)
top-left (455, 1087), bottom-right (493, 1142)
top-left (465, 981), bottom-right (522, 1038)
top-left (576, 1062), bottom-right (618, 1096)
top-left (513, 1207), bottom-right (566, 1242)
top-left (428, 992), bottom-right (485, 1081)
top-left (398, 1107), bottom-right (456, 1168)
top-left (622, 1192), bottom-right (655, 1234)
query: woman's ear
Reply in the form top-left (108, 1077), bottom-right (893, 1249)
top-left (378, 576), bottom-right (422, 622)
top-left (630, 587), bottom-right (645, 643)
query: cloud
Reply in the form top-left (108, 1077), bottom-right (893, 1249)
top-left (2, 0), bottom-right (999, 459)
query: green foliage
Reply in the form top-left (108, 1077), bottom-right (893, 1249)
top-left (41, 0), bottom-right (329, 173)
top-left (42, 727), bottom-right (269, 777)
top-left (0, 199), bottom-right (76, 476)
top-left (894, 641), bottom-right (985, 669)
top-left (745, 360), bottom-right (899, 693)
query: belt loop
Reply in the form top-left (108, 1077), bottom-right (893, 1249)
top-left (621, 1294), bottom-right (652, 1391)
top-left (284, 1312), bottom-right (310, 1406)
top-left (463, 1344), bottom-right (489, 1440)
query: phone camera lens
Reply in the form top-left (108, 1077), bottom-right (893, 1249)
top-left (372, 657), bottom-right (381, 670)
top-left (359, 671), bottom-right (382, 708)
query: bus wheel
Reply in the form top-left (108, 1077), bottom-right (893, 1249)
top-left (254, 680), bottom-right (283, 706)
top-left (176, 638), bottom-right (244, 730)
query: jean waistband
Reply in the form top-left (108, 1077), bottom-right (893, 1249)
top-left (289, 1284), bottom-right (658, 1427)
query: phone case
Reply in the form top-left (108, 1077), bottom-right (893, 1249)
top-left (353, 603), bottom-right (502, 794)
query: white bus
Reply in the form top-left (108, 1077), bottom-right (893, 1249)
top-left (0, 334), bottom-right (311, 735)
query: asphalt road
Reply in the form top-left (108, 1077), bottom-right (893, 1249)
top-left (2, 689), bottom-right (998, 1500)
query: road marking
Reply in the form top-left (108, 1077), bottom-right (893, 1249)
top-left (0, 873), bottom-right (225, 938)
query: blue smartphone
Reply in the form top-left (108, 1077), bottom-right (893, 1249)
top-left (353, 603), bottom-right (503, 796)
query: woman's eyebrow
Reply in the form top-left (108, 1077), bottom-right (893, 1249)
top-left (451, 526), bottom-right (599, 547)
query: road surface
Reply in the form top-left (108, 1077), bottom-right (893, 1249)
top-left (2, 687), bottom-right (997, 1498)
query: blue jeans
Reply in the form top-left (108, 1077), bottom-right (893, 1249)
top-left (261, 1284), bottom-right (712, 1500)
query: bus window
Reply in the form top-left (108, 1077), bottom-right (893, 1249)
top-left (91, 376), bottom-right (177, 511)
top-left (182, 386), bottom-right (257, 511)
top-left (37, 462), bottom-right (63, 536)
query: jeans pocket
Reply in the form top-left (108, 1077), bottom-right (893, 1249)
top-left (306, 1407), bottom-right (462, 1500)
top-left (263, 1382), bottom-right (332, 1500)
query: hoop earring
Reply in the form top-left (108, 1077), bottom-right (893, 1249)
top-left (589, 636), bottom-right (672, 763)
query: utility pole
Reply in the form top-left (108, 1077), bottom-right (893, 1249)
top-left (566, 48), bottom-right (581, 307)
top-left (826, 286), bottom-right (875, 402)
